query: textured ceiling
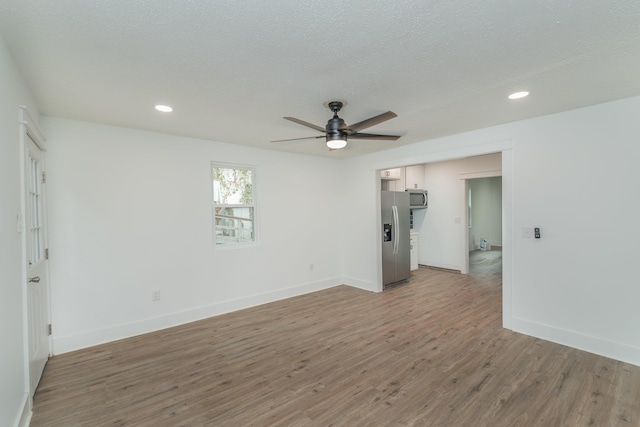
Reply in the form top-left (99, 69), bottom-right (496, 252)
top-left (1, 0), bottom-right (639, 158)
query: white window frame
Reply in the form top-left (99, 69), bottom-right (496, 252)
top-left (211, 162), bottom-right (258, 248)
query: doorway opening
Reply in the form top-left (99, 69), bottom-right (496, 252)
top-left (375, 147), bottom-right (512, 327)
top-left (467, 176), bottom-right (502, 279)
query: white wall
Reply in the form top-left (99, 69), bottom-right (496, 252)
top-left (340, 96), bottom-right (640, 366)
top-left (44, 117), bottom-right (343, 353)
top-left (3, 41), bottom-right (640, 427)
top-left (468, 176), bottom-right (502, 250)
top-left (0, 35), bottom-right (41, 427)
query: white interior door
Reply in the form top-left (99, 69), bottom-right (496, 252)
top-left (25, 133), bottom-right (50, 396)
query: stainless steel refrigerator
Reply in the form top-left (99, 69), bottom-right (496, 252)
top-left (381, 191), bottom-right (411, 288)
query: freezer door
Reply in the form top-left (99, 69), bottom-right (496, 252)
top-left (381, 191), bottom-right (396, 286)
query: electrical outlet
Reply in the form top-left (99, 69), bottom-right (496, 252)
top-left (534, 227), bottom-right (541, 239)
top-left (152, 290), bottom-right (161, 301)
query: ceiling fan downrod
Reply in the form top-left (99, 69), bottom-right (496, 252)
top-left (327, 100), bottom-right (343, 116)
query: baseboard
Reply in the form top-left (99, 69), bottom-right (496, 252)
top-left (14, 393), bottom-right (31, 427)
top-left (510, 316), bottom-right (640, 367)
top-left (52, 278), bottom-right (343, 354)
top-left (420, 262), bottom-right (461, 273)
top-left (341, 276), bottom-right (377, 292)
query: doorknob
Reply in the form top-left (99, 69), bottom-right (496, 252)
top-left (28, 276), bottom-right (40, 283)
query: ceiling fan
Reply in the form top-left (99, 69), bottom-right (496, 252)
top-left (272, 100), bottom-right (400, 150)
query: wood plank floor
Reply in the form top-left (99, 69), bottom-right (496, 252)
top-left (31, 249), bottom-right (640, 426)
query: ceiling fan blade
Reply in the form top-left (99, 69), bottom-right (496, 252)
top-left (349, 133), bottom-right (400, 141)
top-left (348, 111), bottom-right (397, 132)
top-left (283, 117), bottom-right (326, 133)
top-left (271, 135), bottom-right (324, 143)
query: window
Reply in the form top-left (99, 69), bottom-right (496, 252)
top-left (28, 150), bottom-right (44, 264)
top-left (212, 163), bottom-right (256, 246)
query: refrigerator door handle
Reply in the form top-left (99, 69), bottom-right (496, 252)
top-left (423, 193), bottom-right (427, 206)
top-left (392, 205), bottom-right (399, 255)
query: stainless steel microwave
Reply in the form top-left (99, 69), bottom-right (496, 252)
top-left (407, 190), bottom-right (428, 208)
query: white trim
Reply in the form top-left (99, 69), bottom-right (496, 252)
top-left (462, 179), bottom-right (470, 274)
top-left (459, 169), bottom-right (502, 180)
top-left (511, 316), bottom-right (640, 367)
top-left (371, 138), bottom-right (513, 172)
top-left (53, 278), bottom-right (344, 354)
top-left (18, 105), bottom-right (50, 413)
top-left (501, 149), bottom-right (513, 329)
top-left (374, 169), bottom-right (384, 293)
top-left (19, 105), bottom-right (47, 151)
top-left (421, 262), bottom-right (462, 272)
top-left (18, 108), bottom-right (31, 412)
top-left (13, 393), bottom-right (31, 427)
top-left (342, 276), bottom-right (377, 292)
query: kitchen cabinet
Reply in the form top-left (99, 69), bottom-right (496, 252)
top-left (380, 168), bottom-right (402, 180)
top-left (381, 168), bottom-right (405, 191)
top-left (410, 232), bottom-right (419, 271)
top-left (405, 165), bottom-right (425, 190)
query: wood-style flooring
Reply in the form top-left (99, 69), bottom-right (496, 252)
top-left (31, 249), bottom-right (640, 426)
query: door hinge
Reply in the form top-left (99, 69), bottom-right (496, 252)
top-left (45, 248), bottom-right (49, 260)
top-left (41, 171), bottom-right (46, 184)
top-left (48, 324), bottom-right (52, 335)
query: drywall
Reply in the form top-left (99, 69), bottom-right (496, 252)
top-left (43, 117), bottom-right (343, 353)
top-left (0, 35), bottom-right (40, 427)
top-left (339, 96), bottom-right (640, 366)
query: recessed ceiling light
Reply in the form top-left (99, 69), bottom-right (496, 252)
top-left (508, 91), bottom-right (529, 100)
top-left (155, 104), bottom-right (173, 112)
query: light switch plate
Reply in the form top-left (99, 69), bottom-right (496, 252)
top-left (522, 227), bottom-right (534, 238)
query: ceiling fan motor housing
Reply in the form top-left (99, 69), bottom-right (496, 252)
top-left (326, 116), bottom-right (347, 137)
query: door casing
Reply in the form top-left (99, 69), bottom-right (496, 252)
top-left (19, 105), bottom-right (51, 407)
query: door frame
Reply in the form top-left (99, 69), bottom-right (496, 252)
top-left (372, 142), bottom-right (513, 329)
top-left (18, 105), bottom-right (51, 407)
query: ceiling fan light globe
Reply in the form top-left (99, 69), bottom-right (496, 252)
top-left (326, 139), bottom-right (347, 149)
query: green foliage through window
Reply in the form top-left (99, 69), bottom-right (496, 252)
top-left (213, 167), bottom-right (253, 205)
